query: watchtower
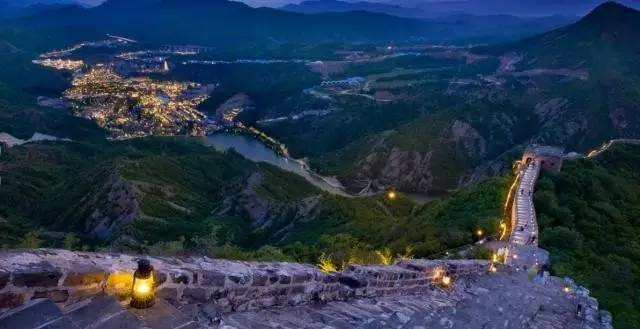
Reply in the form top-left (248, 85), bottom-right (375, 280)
top-left (522, 145), bottom-right (564, 173)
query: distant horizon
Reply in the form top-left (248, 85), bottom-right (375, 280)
top-left (8, 0), bottom-right (640, 16)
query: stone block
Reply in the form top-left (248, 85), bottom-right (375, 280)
top-left (252, 274), bottom-right (268, 286)
top-left (211, 288), bottom-right (228, 300)
top-left (338, 275), bottom-right (366, 289)
top-left (170, 273), bottom-right (190, 285)
top-left (68, 286), bottom-right (102, 304)
top-left (13, 271), bottom-right (62, 287)
top-left (32, 289), bottom-right (70, 303)
top-left (63, 271), bottom-right (105, 286)
top-left (38, 316), bottom-right (81, 329)
top-left (201, 271), bottom-right (226, 287)
top-left (67, 296), bottom-right (124, 328)
top-left (157, 287), bottom-right (178, 300)
top-left (154, 271), bottom-right (167, 288)
top-left (228, 275), bottom-right (250, 286)
top-left (182, 288), bottom-right (210, 303)
top-left (0, 272), bottom-right (9, 289)
top-left (290, 285), bottom-right (306, 295)
top-left (0, 292), bottom-right (24, 309)
top-left (93, 308), bottom-right (143, 329)
top-left (292, 273), bottom-right (309, 284)
top-left (279, 275), bottom-right (292, 285)
top-left (0, 299), bottom-right (61, 329)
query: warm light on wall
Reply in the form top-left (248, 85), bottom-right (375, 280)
top-left (131, 259), bottom-right (155, 309)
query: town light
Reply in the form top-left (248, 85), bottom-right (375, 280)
top-left (492, 253), bottom-right (498, 262)
top-left (441, 275), bottom-right (451, 287)
top-left (563, 286), bottom-right (571, 294)
top-left (387, 190), bottom-right (397, 200)
top-left (476, 229), bottom-right (483, 237)
top-left (489, 264), bottom-right (498, 273)
top-left (131, 259), bottom-right (155, 309)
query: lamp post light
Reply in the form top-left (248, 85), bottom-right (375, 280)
top-left (387, 190), bottom-right (397, 201)
top-left (131, 259), bottom-right (155, 309)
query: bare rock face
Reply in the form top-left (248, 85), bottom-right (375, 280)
top-left (85, 172), bottom-right (140, 240)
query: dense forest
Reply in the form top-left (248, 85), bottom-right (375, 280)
top-left (535, 144), bottom-right (640, 329)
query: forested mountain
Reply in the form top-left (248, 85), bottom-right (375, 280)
top-left (280, 2), bottom-right (640, 194)
top-left (535, 144), bottom-right (640, 329)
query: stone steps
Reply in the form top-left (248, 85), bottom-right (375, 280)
top-left (0, 296), bottom-right (196, 329)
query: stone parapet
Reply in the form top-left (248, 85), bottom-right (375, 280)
top-left (0, 249), bottom-right (491, 315)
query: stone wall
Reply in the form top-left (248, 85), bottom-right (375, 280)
top-left (0, 249), bottom-right (490, 314)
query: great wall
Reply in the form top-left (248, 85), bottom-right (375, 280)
top-left (0, 145), bottom-right (620, 328)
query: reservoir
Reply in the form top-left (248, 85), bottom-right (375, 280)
top-left (203, 133), bottom-right (351, 197)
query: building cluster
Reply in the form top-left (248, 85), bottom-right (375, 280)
top-left (63, 67), bottom-right (213, 139)
top-left (32, 58), bottom-right (85, 71)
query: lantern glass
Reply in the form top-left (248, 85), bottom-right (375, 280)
top-left (131, 259), bottom-right (155, 309)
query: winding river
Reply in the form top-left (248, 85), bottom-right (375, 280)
top-left (202, 133), bottom-right (352, 197)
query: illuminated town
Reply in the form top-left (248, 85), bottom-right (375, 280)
top-left (34, 38), bottom-right (217, 139)
top-left (64, 66), bottom-right (214, 139)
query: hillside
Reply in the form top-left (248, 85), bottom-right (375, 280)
top-left (0, 136), bottom-right (508, 265)
top-left (264, 1), bottom-right (640, 195)
top-left (7, 0), bottom-right (437, 46)
top-left (535, 144), bottom-right (640, 329)
top-left (490, 1), bottom-right (640, 72)
top-left (281, 0), bottom-right (425, 18)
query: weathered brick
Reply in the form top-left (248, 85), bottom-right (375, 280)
top-left (154, 272), bottom-right (167, 288)
top-left (252, 274), bottom-right (267, 287)
top-left (228, 275), bottom-right (249, 286)
top-left (201, 271), bottom-right (226, 287)
top-left (32, 289), bottom-right (69, 303)
top-left (0, 271), bottom-right (9, 289)
top-left (182, 288), bottom-right (209, 303)
top-left (63, 272), bottom-right (105, 286)
top-left (157, 287), bottom-right (178, 300)
top-left (279, 275), bottom-right (291, 285)
top-left (170, 273), bottom-right (190, 285)
top-left (0, 292), bottom-right (24, 308)
top-left (290, 285), bottom-right (306, 295)
top-left (292, 273), bottom-right (309, 284)
top-left (13, 271), bottom-right (62, 287)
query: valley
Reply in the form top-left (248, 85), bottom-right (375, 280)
top-left (0, 0), bottom-right (640, 327)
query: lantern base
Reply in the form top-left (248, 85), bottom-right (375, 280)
top-left (130, 297), bottom-right (155, 309)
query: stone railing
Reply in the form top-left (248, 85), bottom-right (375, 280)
top-left (0, 249), bottom-right (490, 313)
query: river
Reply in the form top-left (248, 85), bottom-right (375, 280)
top-left (202, 133), bottom-right (352, 197)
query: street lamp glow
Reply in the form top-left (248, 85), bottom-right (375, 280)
top-left (441, 275), bottom-right (451, 286)
top-left (387, 190), bottom-right (397, 200)
top-left (476, 229), bottom-right (484, 237)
